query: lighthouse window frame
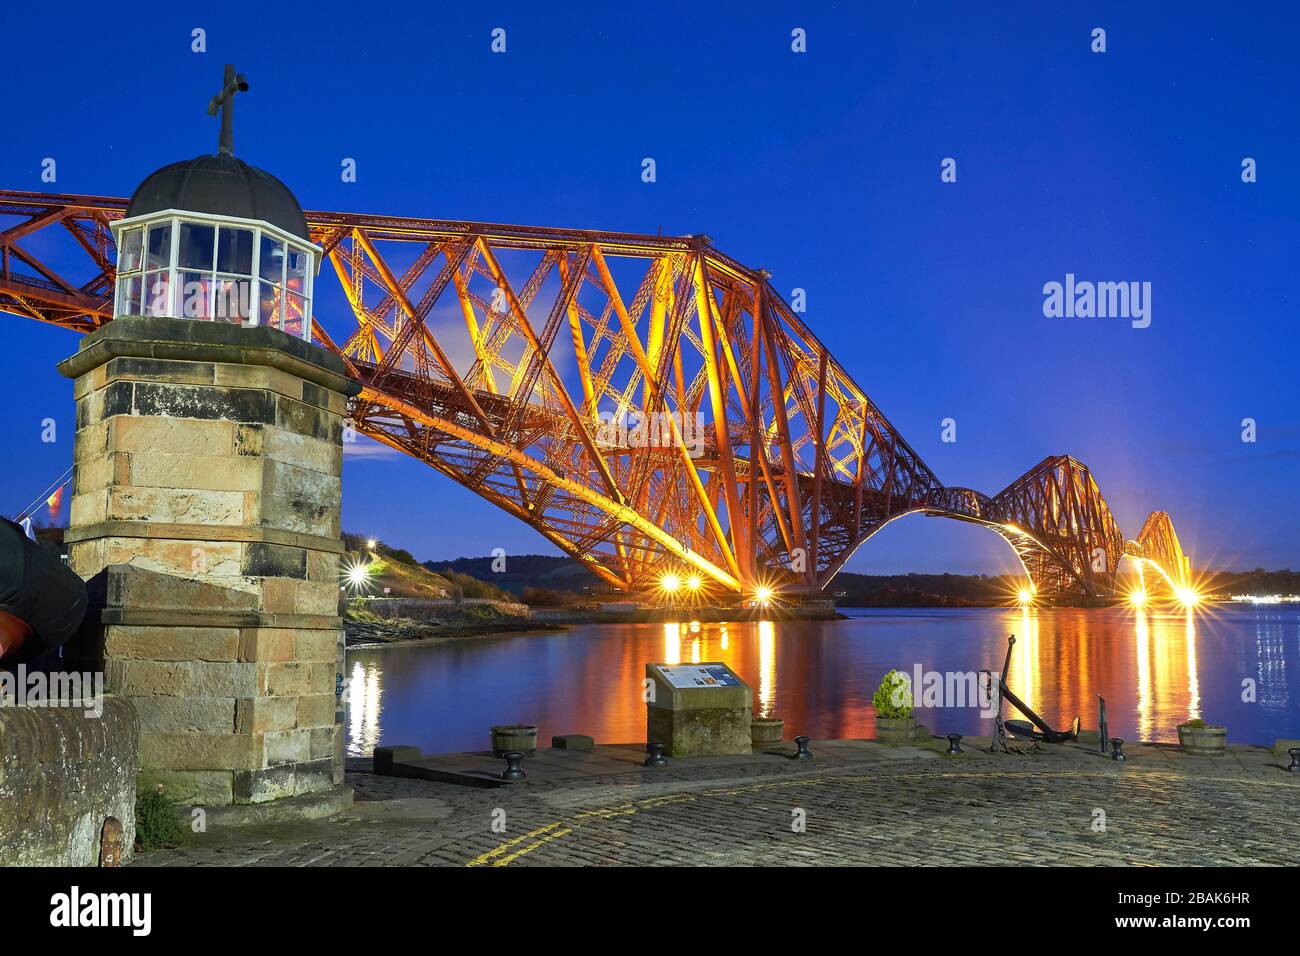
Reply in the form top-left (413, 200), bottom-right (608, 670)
top-left (112, 209), bottom-right (317, 339)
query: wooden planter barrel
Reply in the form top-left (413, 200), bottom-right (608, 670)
top-left (490, 724), bottom-right (538, 756)
top-left (1177, 724), bottom-right (1226, 756)
top-left (875, 716), bottom-right (918, 745)
top-left (751, 717), bottom-right (785, 749)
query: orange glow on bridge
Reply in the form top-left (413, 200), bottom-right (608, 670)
top-left (0, 189), bottom-right (1193, 600)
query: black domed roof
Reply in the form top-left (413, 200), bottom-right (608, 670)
top-left (126, 153), bottom-right (310, 241)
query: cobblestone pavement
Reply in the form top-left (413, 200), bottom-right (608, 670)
top-left (134, 740), bottom-right (1300, 867)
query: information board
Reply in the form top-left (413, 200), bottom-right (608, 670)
top-left (655, 663), bottom-right (743, 689)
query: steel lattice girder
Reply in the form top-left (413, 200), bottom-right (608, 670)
top-left (0, 189), bottom-right (1190, 598)
top-left (1131, 510), bottom-right (1190, 590)
top-left (980, 455), bottom-right (1128, 595)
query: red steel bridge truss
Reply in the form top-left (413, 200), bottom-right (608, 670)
top-left (0, 189), bottom-right (1191, 600)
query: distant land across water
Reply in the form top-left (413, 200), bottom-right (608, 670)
top-left (424, 553), bottom-right (1300, 608)
top-left (20, 526), bottom-right (1298, 608)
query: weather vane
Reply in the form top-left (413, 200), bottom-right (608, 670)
top-left (206, 64), bottom-right (249, 157)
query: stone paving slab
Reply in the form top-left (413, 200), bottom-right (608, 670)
top-left (132, 739), bottom-right (1300, 868)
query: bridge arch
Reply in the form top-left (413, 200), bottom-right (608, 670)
top-left (820, 506), bottom-right (1058, 601)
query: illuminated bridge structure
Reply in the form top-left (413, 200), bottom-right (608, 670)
top-left (0, 189), bottom-right (1191, 601)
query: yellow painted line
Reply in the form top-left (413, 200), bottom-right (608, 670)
top-left (489, 828), bottom-right (573, 866)
top-left (464, 821), bottom-right (565, 867)
top-left (463, 781), bottom-right (810, 867)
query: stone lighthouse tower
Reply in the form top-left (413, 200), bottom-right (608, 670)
top-left (59, 66), bottom-right (359, 805)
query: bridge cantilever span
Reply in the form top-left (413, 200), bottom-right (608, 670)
top-left (919, 459), bottom-right (1190, 598)
top-left (0, 189), bottom-right (1191, 599)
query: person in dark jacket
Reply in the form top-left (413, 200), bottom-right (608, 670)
top-left (0, 518), bottom-right (88, 666)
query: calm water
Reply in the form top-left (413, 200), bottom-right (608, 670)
top-left (345, 605), bottom-right (1300, 756)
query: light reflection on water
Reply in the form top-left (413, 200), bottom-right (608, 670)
top-left (347, 659), bottom-right (383, 760)
top-left (345, 605), bottom-right (1300, 757)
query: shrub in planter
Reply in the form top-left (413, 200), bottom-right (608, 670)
top-left (872, 669), bottom-right (917, 744)
top-left (1177, 717), bottom-right (1227, 756)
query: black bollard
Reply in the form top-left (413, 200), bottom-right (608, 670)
top-left (946, 733), bottom-right (963, 755)
top-left (1110, 737), bottom-right (1126, 762)
top-left (501, 751), bottom-right (527, 780)
top-left (793, 735), bottom-right (813, 759)
top-left (1288, 748), bottom-right (1300, 774)
top-left (644, 742), bottom-right (668, 767)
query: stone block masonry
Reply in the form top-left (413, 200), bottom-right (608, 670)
top-left (0, 696), bottom-right (139, 866)
top-left (59, 316), bottom-right (361, 806)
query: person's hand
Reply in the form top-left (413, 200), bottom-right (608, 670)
top-left (0, 611), bottom-right (30, 661)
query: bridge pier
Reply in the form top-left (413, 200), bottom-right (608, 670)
top-left (59, 316), bottom-right (360, 805)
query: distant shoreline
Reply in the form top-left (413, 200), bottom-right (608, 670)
top-left (344, 611), bottom-right (567, 648)
top-left (344, 602), bottom-right (845, 648)
top-left (344, 595), bottom-right (1276, 649)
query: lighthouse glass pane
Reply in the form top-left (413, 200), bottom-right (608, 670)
top-left (118, 228), bottom-right (142, 273)
top-left (179, 222), bottom-right (216, 270)
top-left (259, 235), bottom-right (285, 283)
top-left (216, 227), bottom-right (253, 274)
top-left (283, 290), bottom-right (306, 338)
top-left (259, 281), bottom-right (282, 328)
top-left (145, 223), bottom-right (171, 270)
top-left (285, 247), bottom-right (309, 294)
top-left (214, 276), bottom-right (252, 324)
top-left (142, 271), bottom-right (172, 316)
top-left (115, 275), bottom-right (142, 316)
top-left (178, 271), bottom-right (212, 320)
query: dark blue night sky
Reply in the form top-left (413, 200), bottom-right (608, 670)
top-left (2, 2), bottom-right (1296, 574)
